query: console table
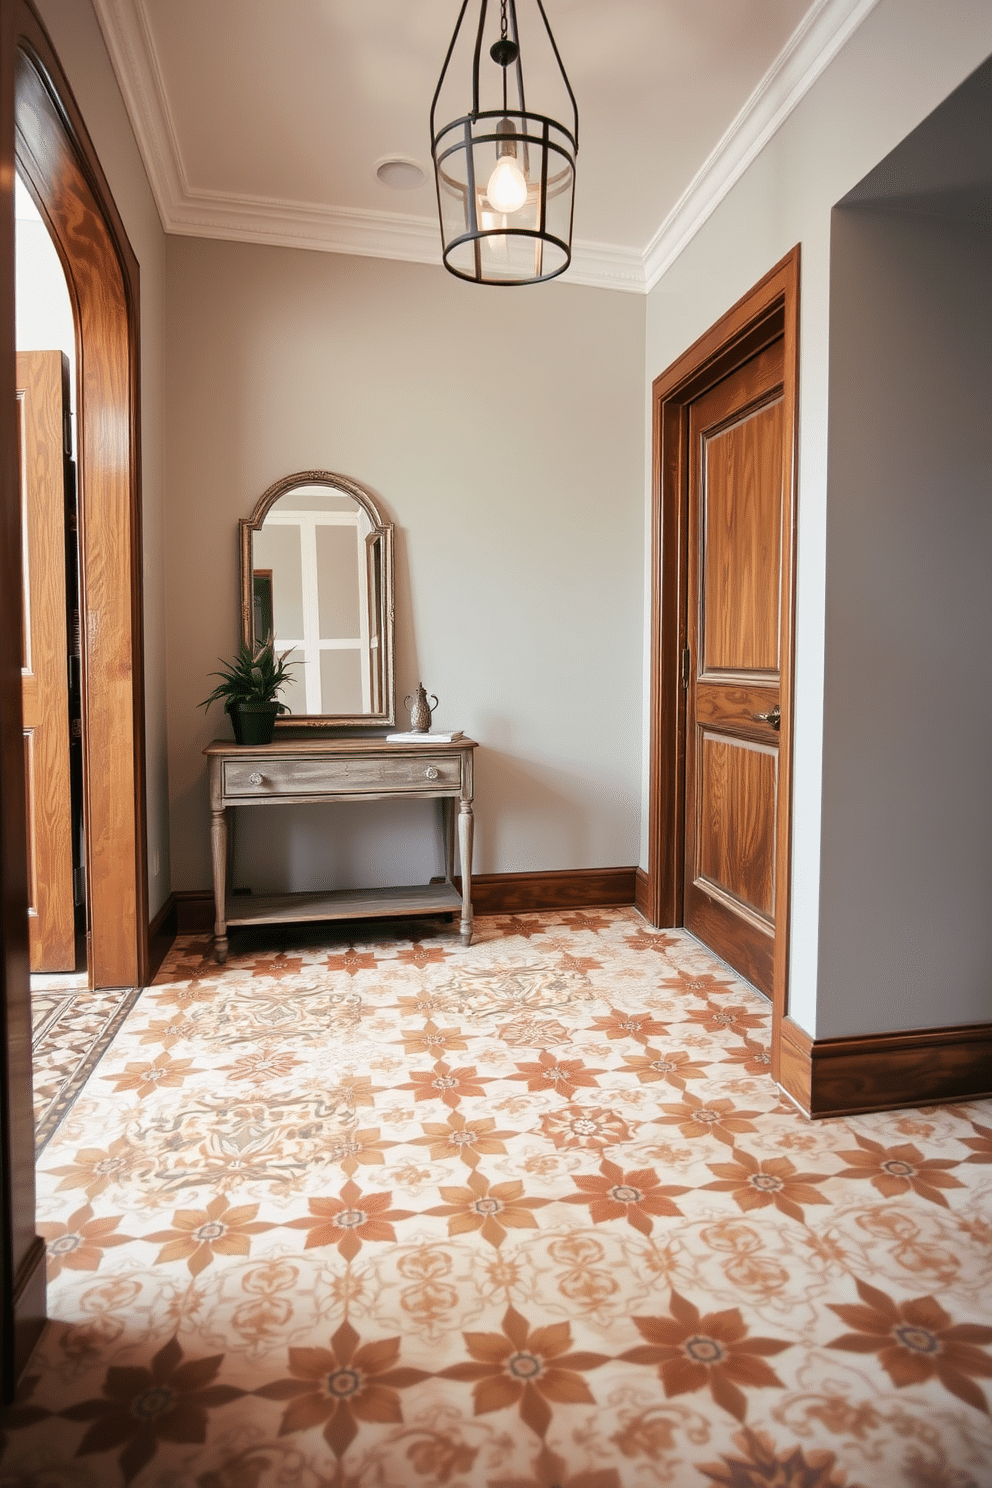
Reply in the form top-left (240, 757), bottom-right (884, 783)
top-left (204, 736), bottom-right (477, 963)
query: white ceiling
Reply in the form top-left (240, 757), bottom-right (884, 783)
top-left (92, 0), bottom-right (880, 292)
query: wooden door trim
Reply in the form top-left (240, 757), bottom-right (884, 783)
top-left (646, 247), bottom-right (799, 1079)
top-left (10, 8), bottom-right (148, 990)
top-left (0, 0), bottom-right (148, 1395)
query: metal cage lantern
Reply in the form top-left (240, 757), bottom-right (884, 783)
top-left (430, 0), bottom-right (578, 286)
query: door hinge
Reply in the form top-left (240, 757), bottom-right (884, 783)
top-left (73, 865), bottom-right (86, 906)
top-left (681, 648), bottom-right (691, 689)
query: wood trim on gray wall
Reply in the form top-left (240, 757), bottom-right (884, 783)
top-left (779, 1015), bottom-right (992, 1118)
top-left (158, 867), bottom-right (641, 940)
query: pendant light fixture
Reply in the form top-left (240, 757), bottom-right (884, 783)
top-left (430, 0), bottom-right (578, 286)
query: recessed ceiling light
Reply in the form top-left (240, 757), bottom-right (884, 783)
top-left (376, 157), bottom-right (426, 191)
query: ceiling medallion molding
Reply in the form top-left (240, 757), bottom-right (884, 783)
top-left (642, 0), bottom-right (882, 292)
top-left (94, 0), bottom-right (880, 297)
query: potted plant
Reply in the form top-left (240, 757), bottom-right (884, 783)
top-left (201, 637), bottom-right (296, 745)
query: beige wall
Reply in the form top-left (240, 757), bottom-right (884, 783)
top-left (644, 0), bottom-right (992, 1036)
top-left (165, 242), bottom-right (645, 892)
top-left (34, 0), bottom-right (171, 916)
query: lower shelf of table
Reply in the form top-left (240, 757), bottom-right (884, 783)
top-left (221, 880), bottom-right (464, 928)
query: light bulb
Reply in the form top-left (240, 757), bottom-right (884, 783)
top-left (487, 154), bottom-right (527, 214)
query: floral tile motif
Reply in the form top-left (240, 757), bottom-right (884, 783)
top-left (4, 909), bottom-right (992, 1487)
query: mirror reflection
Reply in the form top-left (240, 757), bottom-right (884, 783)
top-left (240, 473), bottom-right (394, 727)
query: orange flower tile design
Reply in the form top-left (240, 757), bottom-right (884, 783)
top-left (562, 1157), bottom-right (689, 1234)
top-left (324, 950), bottom-right (376, 976)
top-left (834, 1132), bottom-right (965, 1207)
top-left (827, 1279), bottom-right (992, 1413)
top-left (411, 1111), bottom-right (515, 1167)
top-left (656, 1092), bottom-right (764, 1146)
top-left (703, 1149), bottom-right (832, 1223)
top-left (440, 1304), bottom-right (609, 1438)
top-left (46, 1134), bottom-right (148, 1198)
top-left (960, 1118), bottom-right (992, 1164)
top-left (325, 1126), bottom-right (398, 1176)
top-left (683, 1001), bottom-right (768, 1036)
top-left (101, 1051), bottom-right (201, 1097)
top-left (621, 1046), bottom-right (712, 1089)
top-left (398, 1061), bottom-right (491, 1108)
top-left (59, 1336), bottom-right (244, 1484)
top-left (621, 1290), bottom-right (790, 1421)
top-left (144, 1194), bottom-right (274, 1275)
top-left (283, 1180), bottom-right (414, 1260)
top-left (393, 943), bottom-right (451, 968)
top-left (397, 1021), bottom-right (470, 1058)
top-left (588, 1007), bottom-right (668, 1044)
top-left (256, 1320), bottom-right (429, 1456)
top-left (426, 1169), bottom-right (551, 1247)
top-left (37, 1203), bottom-right (133, 1279)
top-left (506, 1048), bottom-right (606, 1099)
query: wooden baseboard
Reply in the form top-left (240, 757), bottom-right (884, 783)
top-left (779, 1015), bottom-right (992, 1118)
top-left (634, 866), bottom-right (651, 919)
top-left (462, 867), bottom-right (637, 915)
top-left (163, 868), bottom-right (639, 943)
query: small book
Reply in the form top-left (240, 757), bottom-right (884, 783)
top-left (386, 730), bottom-right (464, 743)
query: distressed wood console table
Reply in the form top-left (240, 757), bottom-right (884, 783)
top-left (205, 736), bottom-right (477, 963)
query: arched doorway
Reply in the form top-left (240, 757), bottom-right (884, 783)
top-left (1, 0), bottom-right (148, 1393)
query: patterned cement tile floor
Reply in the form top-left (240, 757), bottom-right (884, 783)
top-left (31, 980), bottom-right (143, 1155)
top-left (3, 908), bottom-right (991, 1487)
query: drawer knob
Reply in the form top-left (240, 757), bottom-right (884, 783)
top-left (425, 766), bottom-right (439, 780)
top-left (248, 771), bottom-right (264, 786)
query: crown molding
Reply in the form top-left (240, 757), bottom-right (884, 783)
top-left (642, 0), bottom-right (881, 291)
top-left (94, 0), bottom-right (880, 297)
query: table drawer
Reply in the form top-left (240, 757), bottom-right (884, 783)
top-left (222, 753), bottom-right (462, 799)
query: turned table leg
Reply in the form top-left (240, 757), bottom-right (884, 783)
top-left (458, 798), bottom-right (474, 946)
top-left (211, 806), bottom-right (228, 963)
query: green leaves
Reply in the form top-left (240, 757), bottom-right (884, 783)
top-left (200, 637), bottom-right (296, 712)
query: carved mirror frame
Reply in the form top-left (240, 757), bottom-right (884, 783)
top-left (239, 470), bottom-right (395, 728)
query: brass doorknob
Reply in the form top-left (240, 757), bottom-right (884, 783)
top-left (751, 704), bottom-right (781, 730)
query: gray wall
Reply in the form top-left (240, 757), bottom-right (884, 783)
top-left (818, 203), bottom-right (992, 1035)
top-left (164, 240), bottom-right (645, 894)
top-left (643, 0), bottom-right (992, 1035)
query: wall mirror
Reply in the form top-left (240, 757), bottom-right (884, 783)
top-left (240, 471), bottom-right (395, 728)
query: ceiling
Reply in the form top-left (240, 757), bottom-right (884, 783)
top-left (92, 0), bottom-right (880, 292)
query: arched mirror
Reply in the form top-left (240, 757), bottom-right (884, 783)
top-left (240, 471), bottom-right (395, 727)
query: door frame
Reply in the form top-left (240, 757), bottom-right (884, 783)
top-left (645, 247), bottom-right (799, 1078)
top-left (6, 3), bottom-right (148, 990)
top-left (1, 0), bottom-right (148, 1393)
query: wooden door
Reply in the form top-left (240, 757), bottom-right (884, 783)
top-left (683, 338), bottom-right (784, 996)
top-left (17, 350), bottom-right (75, 972)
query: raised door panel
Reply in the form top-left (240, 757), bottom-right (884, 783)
top-left (17, 350), bottom-right (74, 972)
top-left (696, 731), bottom-right (776, 922)
top-left (702, 399), bottom-right (783, 674)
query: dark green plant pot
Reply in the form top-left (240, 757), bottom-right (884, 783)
top-left (227, 701), bottom-right (280, 745)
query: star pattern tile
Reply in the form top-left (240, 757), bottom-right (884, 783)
top-left (3, 909), bottom-right (991, 1486)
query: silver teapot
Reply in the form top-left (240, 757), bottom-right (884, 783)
top-left (404, 683), bottom-right (438, 733)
